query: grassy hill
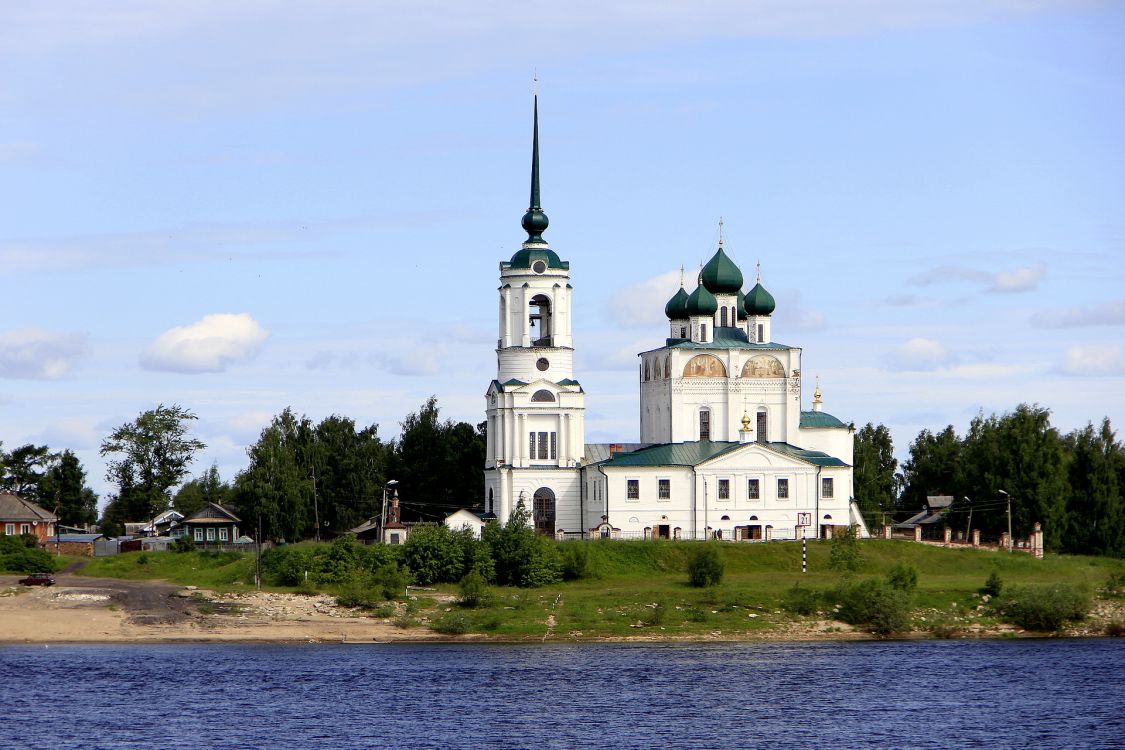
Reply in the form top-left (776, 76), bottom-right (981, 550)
top-left (76, 539), bottom-right (1124, 639)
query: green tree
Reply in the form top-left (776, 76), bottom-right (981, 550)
top-left (388, 397), bottom-right (485, 521)
top-left (900, 425), bottom-right (962, 517)
top-left (40, 450), bottom-right (98, 527)
top-left (482, 499), bottom-right (561, 587)
top-left (173, 463), bottom-right (231, 518)
top-left (99, 404), bottom-right (206, 522)
top-left (232, 408), bottom-right (311, 542)
top-left (0, 443), bottom-right (54, 502)
top-left (853, 423), bottom-right (898, 528)
top-left (1062, 419), bottom-right (1124, 557)
top-left (958, 404), bottom-right (1069, 551)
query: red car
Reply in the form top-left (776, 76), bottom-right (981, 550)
top-left (18, 572), bottom-right (55, 586)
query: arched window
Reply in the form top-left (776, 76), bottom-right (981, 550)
top-left (532, 487), bottom-right (556, 536)
top-left (756, 408), bottom-right (768, 443)
top-left (487, 488), bottom-right (494, 514)
top-left (699, 408), bottom-right (711, 440)
top-left (529, 294), bottom-right (552, 346)
top-left (683, 354), bottom-right (726, 378)
top-left (720, 307), bottom-right (727, 327)
top-left (644, 360), bottom-right (650, 381)
top-left (531, 389), bottom-right (555, 402)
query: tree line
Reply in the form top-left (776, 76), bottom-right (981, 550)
top-left (853, 404), bottom-right (1124, 557)
top-left (0, 443), bottom-right (98, 527)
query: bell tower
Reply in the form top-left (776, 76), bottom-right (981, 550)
top-left (483, 94), bottom-right (586, 533)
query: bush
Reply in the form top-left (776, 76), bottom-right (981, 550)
top-left (886, 563), bottom-right (918, 593)
top-left (560, 542), bottom-right (599, 581)
top-left (836, 578), bottom-right (911, 636)
top-left (829, 525), bottom-right (861, 573)
top-left (136, 553), bottom-right (149, 566)
top-left (1104, 620), bottom-right (1124, 637)
top-left (458, 568), bottom-right (490, 608)
top-left (402, 524), bottom-right (465, 585)
top-left (639, 601), bottom-right (666, 627)
top-left (783, 584), bottom-right (820, 616)
top-left (336, 580), bottom-right (382, 610)
top-left (1104, 568), bottom-right (1125, 598)
top-left (261, 545), bottom-right (315, 587)
top-left (431, 612), bottom-right (471, 635)
top-left (997, 584), bottom-right (1090, 632)
top-left (482, 500), bottom-right (562, 587)
top-left (171, 536), bottom-right (196, 553)
top-left (983, 570), bottom-right (1003, 598)
top-left (686, 543), bottom-right (724, 588)
top-left (0, 546), bottom-right (55, 573)
top-left (372, 562), bottom-right (409, 600)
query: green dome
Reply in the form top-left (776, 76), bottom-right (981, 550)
top-left (685, 283), bottom-right (718, 316)
top-left (744, 282), bottom-right (775, 315)
top-left (700, 246), bottom-right (744, 294)
top-left (509, 245), bottom-right (567, 270)
top-left (736, 290), bottom-right (747, 320)
top-left (665, 287), bottom-right (689, 319)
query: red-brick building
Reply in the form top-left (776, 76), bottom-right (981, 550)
top-left (0, 492), bottom-right (58, 543)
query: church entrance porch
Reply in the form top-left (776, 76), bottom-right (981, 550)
top-left (533, 487), bottom-right (556, 536)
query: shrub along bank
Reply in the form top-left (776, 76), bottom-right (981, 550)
top-left (78, 536), bottom-right (1123, 639)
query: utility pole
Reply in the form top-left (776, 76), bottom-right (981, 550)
top-left (999, 489), bottom-right (1012, 550)
top-left (963, 497), bottom-right (972, 540)
top-left (311, 465), bottom-right (320, 543)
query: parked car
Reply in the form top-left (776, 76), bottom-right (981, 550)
top-left (18, 572), bottom-right (55, 586)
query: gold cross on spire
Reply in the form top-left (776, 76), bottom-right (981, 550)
top-left (718, 216), bottom-right (724, 247)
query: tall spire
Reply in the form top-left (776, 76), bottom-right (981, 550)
top-left (521, 89), bottom-right (549, 245)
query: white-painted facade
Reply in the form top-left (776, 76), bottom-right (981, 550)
top-left (482, 102), bottom-right (862, 540)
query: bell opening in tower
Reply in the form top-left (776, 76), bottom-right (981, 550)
top-left (529, 294), bottom-right (553, 346)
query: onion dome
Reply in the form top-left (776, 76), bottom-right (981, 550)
top-left (744, 282), bottom-right (775, 316)
top-left (736, 290), bottom-right (747, 321)
top-left (700, 245), bottom-right (744, 294)
top-left (685, 282), bottom-right (718, 316)
top-left (665, 286), bottom-right (689, 319)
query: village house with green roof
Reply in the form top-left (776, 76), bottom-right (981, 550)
top-left (483, 96), bottom-right (866, 542)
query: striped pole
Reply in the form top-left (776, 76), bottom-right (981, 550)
top-left (802, 537), bottom-right (807, 574)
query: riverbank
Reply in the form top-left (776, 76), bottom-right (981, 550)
top-left (2, 574), bottom-right (1121, 644)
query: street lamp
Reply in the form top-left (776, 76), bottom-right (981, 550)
top-left (962, 497), bottom-right (972, 540)
top-left (998, 489), bottom-right (1012, 550)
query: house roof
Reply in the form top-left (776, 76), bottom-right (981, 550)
top-left (799, 411), bottom-right (849, 429)
top-left (0, 492), bottom-right (57, 522)
top-left (48, 534), bottom-right (103, 543)
top-left (349, 518), bottom-right (380, 534)
top-left (926, 495), bottom-right (954, 509)
top-left (646, 326), bottom-right (795, 354)
top-left (185, 502), bottom-right (241, 524)
top-left (598, 440), bottom-right (850, 469)
top-left (583, 443), bottom-right (655, 465)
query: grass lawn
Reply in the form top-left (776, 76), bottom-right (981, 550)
top-left (74, 539), bottom-right (1123, 638)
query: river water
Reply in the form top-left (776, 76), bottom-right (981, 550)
top-left (2, 639), bottom-right (1122, 749)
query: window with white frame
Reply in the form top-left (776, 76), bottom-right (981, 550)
top-left (777, 478), bottom-right (789, 499)
top-left (658, 479), bottom-right (670, 500)
top-left (219, 528), bottom-right (229, 542)
top-left (529, 431), bottom-right (557, 461)
top-left (822, 477), bottom-right (834, 498)
top-left (627, 479), bottom-right (640, 500)
top-left (206, 528), bottom-right (216, 541)
top-left (5, 523), bottom-right (14, 535)
top-left (718, 479), bottom-right (730, 500)
top-left (748, 479), bottom-right (760, 500)
top-left (194, 528), bottom-right (204, 542)
top-left (20, 523), bottom-right (31, 535)
top-left (699, 409), bottom-right (711, 440)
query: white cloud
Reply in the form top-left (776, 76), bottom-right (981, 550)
top-left (608, 270), bottom-right (682, 327)
top-left (1032, 300), bottom-right (1125, 328)
top-left (886, 337), bottom-right (953, 371)
top-left (0, 328), bottom-right (86, 379)
top-left (989, 262), bottom-right (1046, 293)
top-left (141, 313), bottom-right (268, 374)
top-left (1059, 344), bottom-right (1125, 376)
top-left (908, 265), bottom-right (992, 286)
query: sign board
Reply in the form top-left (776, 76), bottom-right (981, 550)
top-left (796, 512), bottom-right (812, 527)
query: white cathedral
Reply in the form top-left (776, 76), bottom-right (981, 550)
top-left (483, 98), bottom-right (868, 542)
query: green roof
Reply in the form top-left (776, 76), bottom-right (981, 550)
top-left (700, 246), bottom-right (744, 294)
top-left (505, 246), bottom-right (569, 271)
top-left (800, 411), bottom-right (849, 429)
top-left (651, 326), bottom-right (793, 352)
top-left (685, 283), bottom-right (717, 316)
top-left (556, 378), bottom-right (580, 386)
top-left (665, 286), bottom-right (690, 319)
top-left (600, 440), bottom-right (848, 468)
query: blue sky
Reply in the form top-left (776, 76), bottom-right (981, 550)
top-left (1, 1), bottom-right (1122, 504)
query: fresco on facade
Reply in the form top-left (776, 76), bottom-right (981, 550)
top-left (683, 354), bottom-right (727, 378)
top-left (741, 355), bottom-right (786, 378)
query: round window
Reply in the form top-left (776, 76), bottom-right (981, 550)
top-left (536, 357), bottom-right (549, 371)
top-left (532, 260), bottom-right (547, 274)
